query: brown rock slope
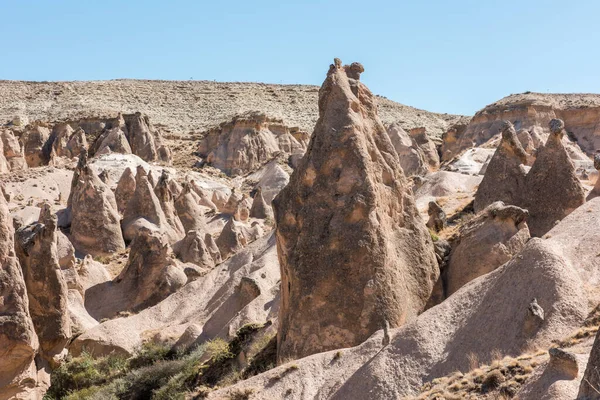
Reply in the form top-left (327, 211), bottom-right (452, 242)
top-left (0, 80), bottom-right (463, 138)
top-left (272, 60), bottom-right (438, 363)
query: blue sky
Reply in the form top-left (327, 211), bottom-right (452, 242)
top-left (1, 0), bottom-right (599, 115)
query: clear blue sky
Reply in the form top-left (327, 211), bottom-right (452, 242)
top-left (1, 0), bottom-right (599, 115)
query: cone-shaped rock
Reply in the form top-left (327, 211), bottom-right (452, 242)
top-left (189, 179), bottom-right (217, 211)
top-left (14, 203), bottom-right (71, 358)
top-left (474, 121), bottom-right (529, 212)
top-left (204, 233), bottom-right (222, 265)
top-left (249, 187), bottom-right (272, 219)
top-left (124, 112), bottom-right (158, 161)
top-left (174, 229), bottom-right (216, 268)
top-left (51, 123), bottom-right (75, 158)
top-left (70, 160), bottom-right (125, 257)
top-left (22, 124), bottom-right (50, 167)
top-left (93, 121), bottom-right (132, 156)
top-left (272, 59), bottom-right (439, 362)
top-left (1, 129), bottom-right (28, 171)
top-left (0, 186), bottom-right (39, 398)
top-left (523, 119), bottom-right (585, 237)
top-left (578, 327), bottom-right (600, 398)
top-left (155, 170), bottom-right (185, 239)
top-left (174, 182), bottom-right (206, 232)
top-left (216, 218), bottom-right (246, 259)
top-left (123, 166), bottom-right (179, 243)
top-left (115, 167), bottom-right (136, 215)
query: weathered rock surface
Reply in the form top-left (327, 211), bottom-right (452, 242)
top-left (444, 201), bottom-right (530, 296)
top-left (386, 122), bottom-right (428, 176)
top-left (579, 329), bottom-right (600, 399)
top-left (155, 170), bottom-right (185, 239)
top-left (1, 129), bottom-right (28, 171)
top-left (14, 204), bottom-right (71, 359)
top-left (70, 156), bottom-right (125, 256)
top-left (249, 187), bottom-right (272, 219)
top-left (173, 229), bottom-right (216, 269)
top-left (409, 126), bottom-right (440, 171)
top-left (198, 112), bottom-right (308, 176)
top-left (114, 167), bottom-right (136, 214)
top-left (522, 118), bottom-right (585, 237)
top-left (216, 218), bottom-right (247, 260)
top-left (22, 124), bottom-right (50, 167)
top-left (474, 120), bottom-right (529, 212)
top-left (426, 200), bottom-right (446, 232)
top-left (272, 60), bottom-right (438, 362)
top-left (123, 112), bottom-right (171, 164)
top-left (0, 186), bottom-right (39, 400)
top-left (174, 182), bottom-right (206, 232)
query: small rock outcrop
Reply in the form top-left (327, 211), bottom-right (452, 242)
top-left (14, 204), bottom-right (71, 359)
top-left (52, 123), bottom-right (88, 159)
top-left (426, 201), bottom-right (446, 232)
top-left (22, 124), bottom-right (50, 167)
top-left (547, 347), bottom-right (579, 380)
top-left (114, 167), bottom-right (136, 214)
top-left (155, 170), bottom-right (186, 239)
top-left (70, 155), bottom-right (125, 256)
top-left (409, 127), bottom-right (440, 171)
top-left (123, 113), bottom-right (172, 164)
top-left (174, 229), bottom-right (216, 269)
top-left (587, 154), bottom-right (600, 201)
top-left (249, 187), bottom-right (272, 219)
top-left (523, 119), bottom-right (585, 237)
top-left (1, 129), bottom-right (28, 171)
top-left (123, 165), bottom-right (180, 243)
top-left (204, 233), bottom-right (222, 264)
top-left (0, 186), bottom-right (39, 399)
top-left (272, 60), bottom-right (438, 362)
top-left (197, 112), bottom-right (307, 176)
top-left (444, 201), bottom-right (530, 296)
top-left (174, 183), bottom-right (207, 232)
top-left (216, 218), bottom-right (247, 259)
top-left (386, 122), bottom-right (428, 177)
top-left (115, 228), bottom-right (186, 311)
top-left (474, 121), bottom-right (529, 212)
top-left (93, 121), bottom-right (132, 156)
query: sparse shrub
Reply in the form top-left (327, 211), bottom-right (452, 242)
top-left (482, 369), bottom-right (505, 392)
top-left (229, 388), bottom-right (255, 400)
top-left (332, 351), bottom-right (342, 362)
top-left (128, 341), bottom-right (172, 369)
top-left (467, 352), bottom-right (479, 370)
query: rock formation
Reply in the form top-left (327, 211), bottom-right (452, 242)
top-left (70, 155), bottom-right (125, 256)
top-left (216, 218), bottom-right (247, 259)
top-left (123, 165), bottom-right (180, 243)
top-left (204, 233), bottom-right (222, 264)
top-left (523, 119), bottom-right (585, 236)
top-left (155, 170), bottom-right (186, 239)
top-left (0, 186), bottom-right (39, 399)
top-left (587, 154), bottom-right (600, 201)
top-left (197, 112), bottom-right (307, 176)
top-left (114, 167), bottom-right (136, 214)
top-left (473, 121), bottom-right (529, 212)
top-left (174, 182), bottom-right (206, 232)
top-left (426, 201), bottom-right (446, 232)
top-left (115, 228), bottom-right (186, 312)
top-left (14, 203), bottom-right (71, 359)
top-left (93, 122), bottom-right (132, 156)
top-left (123, 112), bottom-right (171, 163)
top-left (0, 138), bottom-right (9, 173)
top-left (174, 229), bottom-right (216, 268)
top-left (444, 201), bottom-right (530, 296)
top-left (386, 122), bottom-right (428, 177)
top-left (579, 328), bottom-right (600, 398)
top-left (1, 129), bottom-right (28, 171)
top-left (249, 187), bottom-right (272, 219)
top-left (440, 119), bottom-right (470, 162)
top-left (189, 180), bottom-right (217, 211)
top-left (272, 59), bottom-right (438, 362)
top-left (22, 124), bottom-right (50, 167)
top-left (409, 127), bottom-right (440, 170)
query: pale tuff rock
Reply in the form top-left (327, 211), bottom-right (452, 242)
top-left (189, 179), bottom-right (217, 211)
top-left (522, 119), bottom-right (585, 237)
top-left (123, 112), bottom-right (171, 164)
top-left (204, 233), bottom-right (222, 264)
top-left (0, 186), bottom-right (39, 399)
top-left (115, 228), bottom-right (187, 312)
top-left (1, 129), bottom-right (28, 171)
top-left (174, 182), bottom-right (207, 232)
top-left (444, 201), bottom-right (530, 296)
top-left (578, 328), bottom-right (600, 398)
top-left (51, 123), bottom-right (87, 159)
top-left (98, 169), bottom-right (111, 185)
top-left (168, 177), bottom-right (184, 199)
top-left (587, 154), bottom-right (600, 201)
top-left (93, 124), bottom-right (132, 156)
top-left (222, 188), bottom-right (244, 215)
top-left (250, 160), bottom-right (290, 203)
top-left (22, 124), bottom-right (50, 167)
top-left (155, 170), bottom-right (186, 239)
top-left (198, 112), bottom-right (307, 176)
top-left (114, 167), bottom-right (136, 214)
top-left (216, 218), bottom-right (247, 259)
top-left (147, 169), bottom-right (156, 188)
top-left (14, 203), bottom-right (71, 359)
top-left (123, 165), bottom-right (180, 243)
top-left (0, 136), bottom-right (9, 173)
top-left (441, 120), bottom-right (470, 162)
top-left (386, 122), bottom-right (428, 177)
top-left (474, 121), bottom-right (529, 212)
top-left (547, 347), bottom-right (579, 380)
top-left (409, 127), bottom-right (440, 171)
top-left (426, 200), bottom-right (446, 232)
top-left (70, 157), bottom-right (125, 257)
top-left (250, 187), bottom-right (273, 219)
top-left (174, 229), bottom-right (216, 268)
top-left (273, 60), bottom-right (438, 362)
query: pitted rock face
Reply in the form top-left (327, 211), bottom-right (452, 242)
top-left (155, 170), bottom-right (185, 239)
top-left (474, 120), bottom-right (529, 212)
top-left (273, 59), bottom-right (438, 363)
top-left (0, 186), bottom-right (39, 398)
top-left (15, 202), bottom-right (71, 358)
top-left (114, 167), bottom-right (136, 214)
top-left (70, 163), bottom-right (125, 257)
